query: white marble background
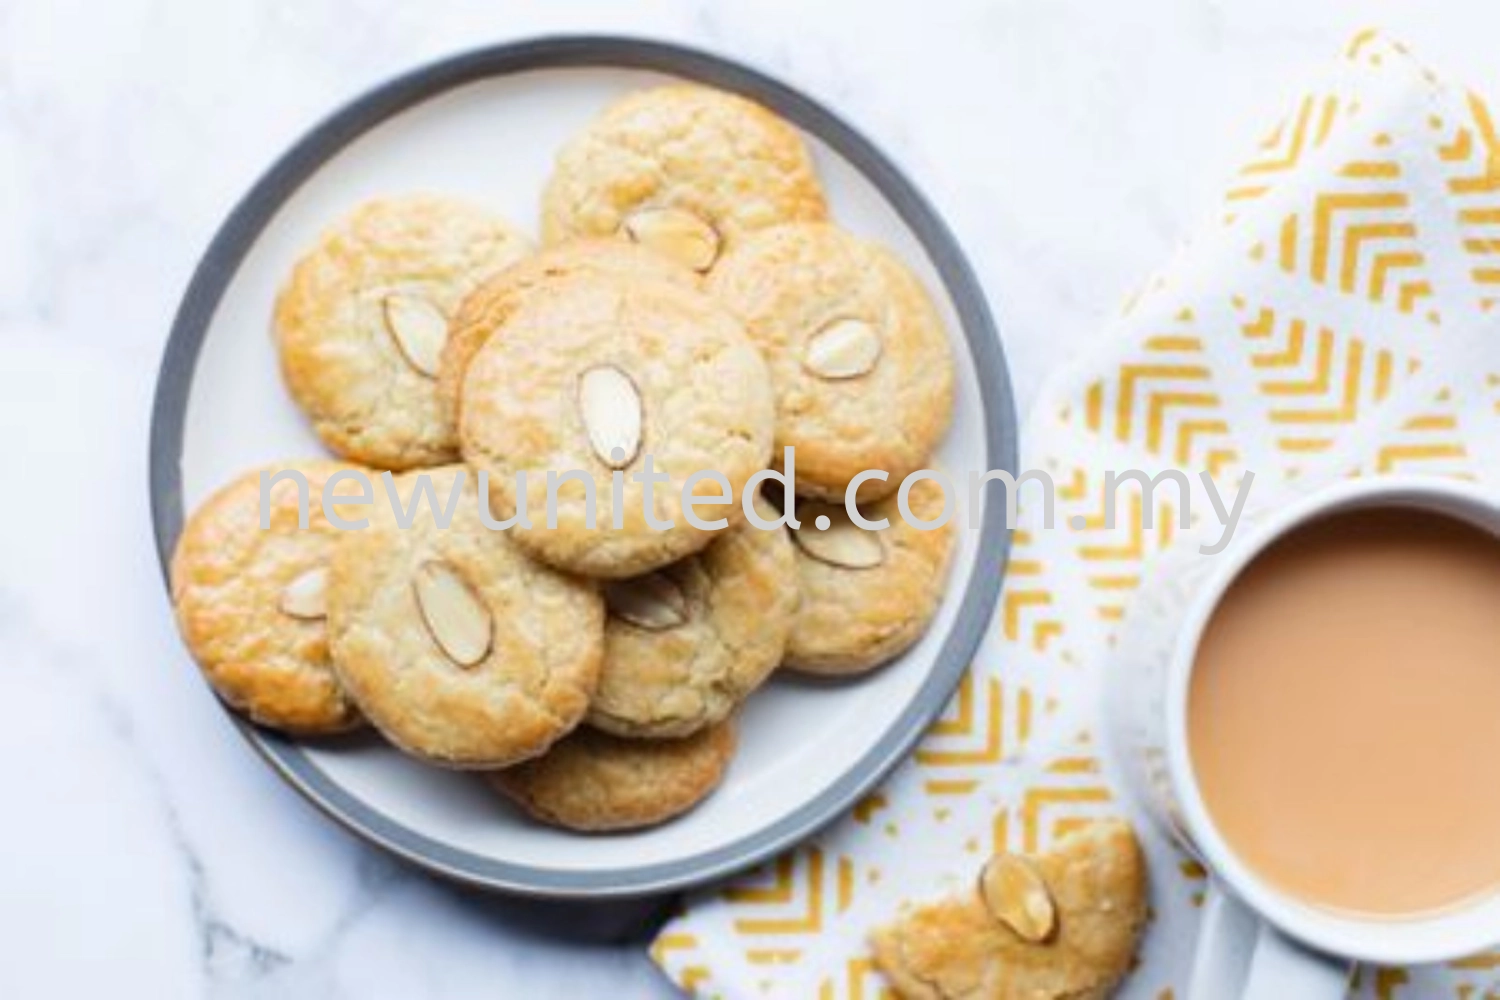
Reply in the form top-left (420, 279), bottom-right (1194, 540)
top-left (3, 2), bottom-right (1499, 997)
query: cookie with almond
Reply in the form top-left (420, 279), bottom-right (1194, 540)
top-left (459, 274), bottom-right (774, 579)
top-left (708, 223), bottom-right (955, 502)
top-left (588, 493), bottom-right (797, 738)
top-left (326, 466), bottom-right (603, 768)
top-left (275, 195), bottom-right (531, 469)
top-left (870, 820), bottom-right (1149, 1000)
top-left (783, 478), bottom-right (956, 675)
top-left (170, 460), bottom-right (370, 734)
top-left (437, 238), bottom-right (697, 428)
top-left (541, 84), bottom-right (827, 270)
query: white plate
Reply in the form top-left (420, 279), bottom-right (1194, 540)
top-left (150, 37), bottom-right (1016, 898)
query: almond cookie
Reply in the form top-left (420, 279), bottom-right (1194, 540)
top-left (588, 494), bottom-right (797, 738)
top-left (784, 478), bottom-right (956, 675)
top-left (460, 275), bottom-right (775, 579)
top-left (275, 195), bottom-right (531, 470)
top-left (870, 820), bottom-right (1148, 1000)
top-left (437, 239), bottom-right (697, 427)
top-left (326, 466), bottom-right (603, 768)
top-left (489, 720), bottom-right (736, 832)
top-left (541, 84), bottom-right (827, 271)
top-left (170, 461), bottom-right (367, 734)
top-left (708, 223), bottom-right (955, 501)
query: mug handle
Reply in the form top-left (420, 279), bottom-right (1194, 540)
top-left (1188, 881), bottom-right (1352, 1000)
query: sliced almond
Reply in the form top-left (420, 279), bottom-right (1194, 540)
top-left (578, 365), bottom-right (643, 468)
top-left (791, 502), bottom-right (885, 569)
top-left (978, 853), bottom-right (1056, 943)
top-left (412, 560), bottom-right (492, 667)
top-left (381, 293), bottom-right (448, 377)
top-left (802, 318), bottom-right (882, 380)
top-left (279, 567), bottom-right (328, 620)
top-left (604, 573), bottom-right (689, 630)
top-left (621, 208), bottom-right (721, 271)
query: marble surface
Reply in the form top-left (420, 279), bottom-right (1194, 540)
top-left (4, 1), bottom-right (1500, 997)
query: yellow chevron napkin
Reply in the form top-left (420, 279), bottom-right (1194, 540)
top-left (653, 31), bottom-right (1500, 999)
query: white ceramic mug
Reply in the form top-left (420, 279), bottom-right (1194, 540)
top-left (1107, 476), bottom-right (1500, 998)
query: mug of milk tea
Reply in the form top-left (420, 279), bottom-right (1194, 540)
top-left (1108, 477), bottom-right (1500, 998)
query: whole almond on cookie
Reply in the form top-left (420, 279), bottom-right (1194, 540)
top-left (791, 502), bottom-right (885, 569)
top-left (604, 573), bottom-right (690, 631)
top-left (622, 208), bottom-right (722, 271)
top-left (802, 317), bottom-right (882, 379)
top-left (279, 566), bottom-right (330, 620)
top-left (578, 364), bottom-right (644, 469)
top-left (979, 853), bottom-right (1056, 943)
top-left (382, 292), bottom-right (448, 377)
top-left (412, 560), bottom-right (493, 667)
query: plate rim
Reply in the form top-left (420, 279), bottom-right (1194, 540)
top-left (149, 33), bottom-right (1018, 899)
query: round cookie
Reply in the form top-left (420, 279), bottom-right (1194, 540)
top-left (275, 195), bottom-right (531, 470)
top-left (326, 466), bottom-right (604, 768)
top-left (588, 494), bottom-right (798, 738)
top-left (460, 275), bottom-right (775, 579)
top-left (869, 820), bottom-right (1148, 1000)
top-left (541, 84), bottom-right (827, 272)
top-left (708, 223), bottom-right (955, 501)
top-left (489, 720), bottom-right (736, 832)
top-left (437, 239), bottom-right (697, 427)
top-left (784, 478), bottom-right (956, 675)
top-left (170, 460), bottom-right (368, 734)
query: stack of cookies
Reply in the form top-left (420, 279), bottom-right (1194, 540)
top-left (170, 84), bottom-right (959, 833)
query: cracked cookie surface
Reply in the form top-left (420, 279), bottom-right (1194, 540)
top-left (541, 84), bottom-right (827, 268)
top-left (326, 466), bottom-right (603, 768)
top-left (459, 275), bottom-right (775, 579)
top-left (276, 195), bottom-right (531, 469)
top-left (588, 494), bottom-right (798, 738)
top-left (437, 239), bottom-right (697, 428)
top-left (490, 720), bottom-right (736, 831)
top-left (708, 223), bottom-right (955, 501)
top-left (870, 820), bottom-right (1148, 1000)
top-left (170, 460), bottom-right (368, 734)
top-left (784, 478), bottom-right (956, 675)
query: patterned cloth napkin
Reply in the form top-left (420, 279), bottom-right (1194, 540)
top-left (652, 31), bottom-right (1500, 999)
